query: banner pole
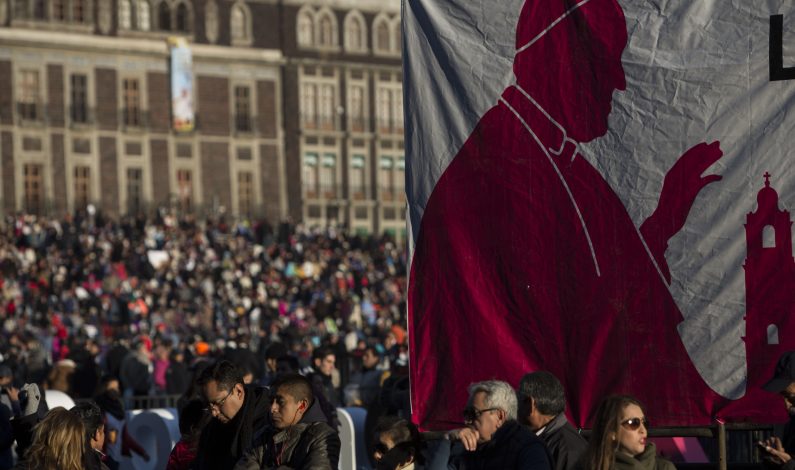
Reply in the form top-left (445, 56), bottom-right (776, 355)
top-left (717, 419), bottom-right (727, 470)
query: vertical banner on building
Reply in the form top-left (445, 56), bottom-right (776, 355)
top-left (169, 37), bottom-right (194, 133)
top-left (404, 0), bottom-right (795, 429)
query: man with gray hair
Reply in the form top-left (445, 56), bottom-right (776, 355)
top-left (433, 379), bottom-right (551, 469)
top-left (517, 372), bottom-right (586, 470)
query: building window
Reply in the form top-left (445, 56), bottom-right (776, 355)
top-left (157, 0), bottom-right (170, 30)
top-left (234, 85), bottom-right (252, 133)
top-left (73, 0), bottom-right (86, 23)
top-left (52, 0), bottom-right (66, 20)
top-left (70, 73), bottom-right (88, 124)
top-left (13, 0), bottom-right (28, 19)
top-left (300, 83), bottom-right (316, 129)
top-left (379, 156), bottom-right (394, 200)
top-left (303, 152), bottom-right (318, 198)
top-left (17, 70), bottom-right (41, 122)
top-left (297, 9), bottom-right (313, 47)
top-left (320, 153), bottom-right (336, 198)
top-left (238, 171), bottom-right (253, 216)
top-left (768, 324), bottom-right (780, 345)
top-left (33, 0), bottom-right (46, 19)
top-left (348, 84), bottom-right (365, 132)
top-left (344, 12), bottom-right (366, 52)
top-left (119, 0), bottom-right (132, 28)
top-left (393, 18), bottom-right (402, 54)
top-left (376, 84), bottom-right (402, 134)
top-left (317, 11), bottom-right (335, 47)
top-left (374, 18), bottom-right (390, 53)
top-left (395, 156), bottom-right (405, 199)
top-left (137, 0), bottom-right (151, 30)
top-left (175, 1), bottom-right (189, 32)
top-left (24, 164), bottom-right (44, 215)
top-left (74, 166), bottom-right (91, 210)
top-left (122, 78), bottom-right (141, 127)
top-left (376, 87), bottom-right (392, 133)
top-left (127, 167), bottom-right (143, 214)
top-left (350, 154), bottom-right (366, 199)
top-left (230, 3), bottom-right (249, 43)
top-left (763, 225), bottom-right (776, 248)
top-left (318, 84), bottom-right (335, 130)
top-left (176, 169), bottom-right (192, 212)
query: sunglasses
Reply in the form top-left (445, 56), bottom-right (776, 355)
top-left (620, 417), bottom-right (649, 431)
top-left (463, 406), bottom-right (499, 423)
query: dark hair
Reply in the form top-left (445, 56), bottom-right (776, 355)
top-left (178, 399), bottom-right (211, 446)
top-left (271, 373), bottom-right (314, 408)
top-left (70, 401), bottom-right (104, 442)
top-left (373, 416), bottom-right (425, 465)
top-left (584, 395), bottom-right (644, 470)
top-left (312, 347), bottom-right (335, 362)
top-left (265, 342), bottom-right (288, 360)
top-left (517, 371), bottom-right (566, 416)
top-left (196, 360), bottom-right (244, 391)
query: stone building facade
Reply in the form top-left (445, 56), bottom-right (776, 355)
top-left (0, 0), bottom-right (404, 240)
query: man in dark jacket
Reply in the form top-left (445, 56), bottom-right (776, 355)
top-left (194, 360), bottom-right (272, 470)
top-left (235, 373), bottom-right (340, 469)
top-left (432, 380), bottom-right (551, 470)
top-left (760, 351), bottom-right (795, 469)
top-left (517, 372), bottom-right (586, 470)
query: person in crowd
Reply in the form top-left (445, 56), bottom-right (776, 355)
top-left (348, 346), bottom-right (383, 407)
top-left (45, 359), bottom-right (76, 395)
top-left (308, 347), bottom-right (340, 407)
top-left (234, 373), bottom-right (340, 469)
top-left (70, 401), bottom-right (109, 470)
top-left (759, 351), bottom-right (795, 468)
top-left (166, 348), bottom-right (190, 396)
top-left (119, 338), bottom-right (152, 403)
top-left (581, 395), bottom-right (674, 470)
top-left (260, 342), bottom-right (288, 387)
top-left (167, 398), bottom-right (210, 470)
top-left (517, 371), bottom-right (586, 470)
top-left (435, 380), bottom-right (551, 469)
top-left (93, 376), bottom-right (150, 470)
top-left (14, 407), bottom-right (85, 470)
top-left (194, 360), bottom-right (271, 470)
top-left (372, 416), bottom-right (426, 470)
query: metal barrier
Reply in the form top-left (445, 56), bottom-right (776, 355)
top-left (128, 394), bottom-right (182, 411)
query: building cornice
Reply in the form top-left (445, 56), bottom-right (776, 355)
top-left (0, 28), bottom-right (284, 65)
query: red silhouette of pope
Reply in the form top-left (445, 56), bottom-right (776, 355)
top-left (408, 0), bottom-right (733, 429)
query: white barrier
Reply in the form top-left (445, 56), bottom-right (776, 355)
top-left (338, 407), bottom-right (370, 470)
top-left (120, 408), bottom-right (181, 470)
top-left (44, 389), bottom-right (75, 410)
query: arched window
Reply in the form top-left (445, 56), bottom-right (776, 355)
top-left (344, 11), bottom-right (366, 52)
top-left (392, 18), bottom-right (401, 54)
top-left (768, 324), bottom-right (780, 345)
top-left (296, 8), bottom-right (313, 47)
top-left (373, 16), bottom-right (390, 53)
top-left (137, 0), bottom-right (150, 30)
top-left (204, 0), bottom-right (218, 43)
top-left (175, 1), bottom-right (189, 32)
top-left (230, 3), bottom-right (250, 43)
top-left (317, 11), bottom-right (335, 47)
top-left (14, 0), bottom-right (29, 19)
top-left (763, 225), bottom-right (776, 248)
top-left (157, 0), bottom-right (170, 31)
top-left (119, 0), bottom-right (132, 28)
top-left (33, 0), bottom-right (46, 19)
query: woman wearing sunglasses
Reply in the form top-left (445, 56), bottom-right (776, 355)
top-left (581, 395), bottom-right (675, 470)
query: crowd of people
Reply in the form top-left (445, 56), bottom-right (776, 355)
top-left (1, 212), bottom-right (795, 469)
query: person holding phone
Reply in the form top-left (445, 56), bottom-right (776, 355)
top-left (759, 351), bottom-right (795, 468)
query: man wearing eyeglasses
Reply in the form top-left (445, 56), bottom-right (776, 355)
top-left (433, 380), bottom-right (552, 470)
top-left (517, 372), bottom-right (586, 470)
top-left (760, 351), bottom-right (795, 469)
top-left (194, 360), bottom-right (272, 470)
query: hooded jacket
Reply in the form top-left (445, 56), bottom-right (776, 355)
top-left (234, 398), bottom-right (340, 470)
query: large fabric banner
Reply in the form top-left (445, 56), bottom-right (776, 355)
top-left (169, 37), bottom-right (195, 133)
top-left (405, 0), bottom-right (795, 428)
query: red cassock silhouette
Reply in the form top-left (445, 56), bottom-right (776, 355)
top-left (408, 0), bottom-right (781, 428)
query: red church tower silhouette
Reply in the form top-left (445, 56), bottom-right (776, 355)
top-left (744, 172), bottom-right (795, 390)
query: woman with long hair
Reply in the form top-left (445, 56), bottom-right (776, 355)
top-left (16, 407), bottom-right (85, 470)
top-left (582, 395), bottom-right (675, 470)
